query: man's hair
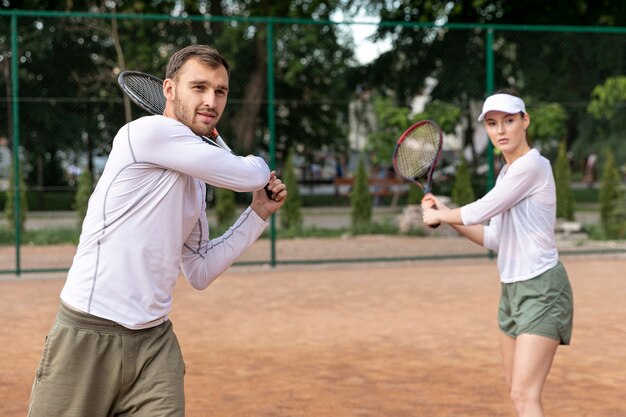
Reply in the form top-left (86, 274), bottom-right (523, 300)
top-left (165, 45), bottom-right (230, 80)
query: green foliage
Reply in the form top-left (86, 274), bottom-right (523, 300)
top-left (598, 149), bottom-right (626, 239)
top-left (4, 161), bottom-right (28, 232)
top-left (350, 157), bottom-right (372, 232)
top-left (415, 100), bottom-right (462, 134)
top-left (588, 76), bottom-right (626, 120)
top-left (527, 103), bottom-right (568, 155)
top-left (451, 158), bottom-right (475, 207)
top-left (215, 187), bottom-right (237, 227)
top-left (554, 141), bottom-right (575, 220)
top-left (74, 169), bottom-right (93, 226)
top-left (366, 95), bottom-right (411, 166)
top-left (280, 149), bottom-right (303, 231)
top-left (366, 95), bottom-right (461, 166)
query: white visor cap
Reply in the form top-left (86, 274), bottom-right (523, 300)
top-left (477, 94), bottom-right (526, 122)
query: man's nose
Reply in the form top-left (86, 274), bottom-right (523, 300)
top-left (202, 91), bottom-right (216, 107)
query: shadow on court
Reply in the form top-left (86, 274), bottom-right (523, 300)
top-left (1, 255), bottom-right (625, 416)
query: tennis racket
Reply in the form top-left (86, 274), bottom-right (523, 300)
top-left (117, 70), bottom-right (274, 199)
top-left (392, 120), bottom-right (443, 228)
top-left (117, 70), bottom-right (233, 152)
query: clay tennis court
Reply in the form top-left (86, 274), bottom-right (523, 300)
top-left (1, 252), bottom-right (625, 416)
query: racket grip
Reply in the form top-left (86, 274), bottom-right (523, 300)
top-left (429, 222), bottom-right (441, 229)
top-left (264, 184), bottom-right (274, 200)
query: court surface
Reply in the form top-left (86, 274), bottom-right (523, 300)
top-left (1, 254), bottom-right (625, 416)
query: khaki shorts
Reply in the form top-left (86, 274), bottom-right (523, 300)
top-left (28, 302), bottom-right (186, 417)
top-left (498, 262), bottom-right (574, 345)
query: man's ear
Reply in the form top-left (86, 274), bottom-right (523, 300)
top-left (163, 78), bottom-right (175, 100)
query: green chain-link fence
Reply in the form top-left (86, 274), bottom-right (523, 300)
top-left (1, 10), bottom-right (625, 274)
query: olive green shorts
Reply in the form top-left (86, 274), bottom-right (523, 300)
top-left (28, 302), bottom-right (186, 417)
top-left (498, 262), bottom-right (574, 345)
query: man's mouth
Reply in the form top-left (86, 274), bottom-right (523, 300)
top-left (197, 112), bottom-right (217, 124)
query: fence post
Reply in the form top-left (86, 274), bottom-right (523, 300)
top-left (10, 12), bottom-right (22, 276)
top-left (485, 27), bottom-right (495, 192)
top-left (266, 21), bottom-right (277, 267)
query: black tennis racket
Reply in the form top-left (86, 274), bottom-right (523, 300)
top-left (392, 120), bottom-right (444, 228)
top-left (117, 70), bottom-right (274, 199)
top-left (117, 70), bottom-right (233, 152)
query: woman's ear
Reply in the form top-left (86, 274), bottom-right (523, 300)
top-left (522, 112), bottom-right (530, 129)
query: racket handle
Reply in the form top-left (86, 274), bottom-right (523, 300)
top-left (264, 184), bottom-right (274, 200)
top-left (422, 191), bottom-right (440, 229)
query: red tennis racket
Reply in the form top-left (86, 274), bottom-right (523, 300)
top-left (392, 120), bottom-right (444, 228)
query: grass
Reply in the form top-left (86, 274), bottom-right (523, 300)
top-left (0, 227), bottom-right (81, 246)
top-left (0, 218), bottom-right (429, 246)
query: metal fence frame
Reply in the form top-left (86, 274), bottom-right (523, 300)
top-left (1, 9), bottom-right (625, 274)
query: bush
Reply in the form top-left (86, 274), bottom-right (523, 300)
top-left (280, 149), bottom-right (303, 231)
top-left (599, 149), bottom-right (625, 239)
top-left (74, 169), bottom-right (94, 226)
top-left (215, 187), bottom-right (237, 227)
top-left (350, 157), bottom-right (372, 232)
top-left (451, 158), bottom-right (475, 206)
top-left (4, 161), bottom-right (28, 232)
top-left (554, 140), bottom-right (575, 220)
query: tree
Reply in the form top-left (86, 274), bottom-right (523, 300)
top-left (526, 102), bottom-right (568, 160)
top-left (366, 95), bottom-right (461, 166)
top-left (350, 157), bottom-right (372, 232)
top-left (279, 149), bottom-right (303, 231)
top-left (364, 0), bottom-right (626, 169)
top-left (599, 149), bottom-right (625, 239)
top-left (451, 158), bottom-right (475, 207)
top-left (554, 140), bottom-right (575, 220)
top-left (585, 76), bottom-right (626, 164)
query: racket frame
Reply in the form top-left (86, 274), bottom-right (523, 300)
top-left (117, 70), bottom-right (275, 199)
top-left (117, 70), bottom-right (233, 153)
top-left (392, 120), bottom-right (443, 194)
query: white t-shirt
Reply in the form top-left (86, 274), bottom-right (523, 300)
top-left (460, 149), bottom-right (559, 283)
top-left (61, 115), bottom-right (271, 328)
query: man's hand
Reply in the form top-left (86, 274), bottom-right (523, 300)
top-left (250, 171), bottom-right (287, 220)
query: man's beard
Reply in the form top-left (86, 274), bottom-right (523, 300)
top-left (172, 95), bottom-right (215, 137)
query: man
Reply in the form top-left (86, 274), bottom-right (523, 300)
top-left (27, 45), bottom-right (286, 417)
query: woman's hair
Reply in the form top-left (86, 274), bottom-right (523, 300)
top-left (165, 45), bottom-right (230, 80)
top-left (493, 88), bottom-right (521, 98)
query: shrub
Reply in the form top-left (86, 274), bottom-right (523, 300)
top-left (350, 157), bottom-right (372, 232)
top-left (74, 169), bottom-right (94, 226)
top-left (280, 149), bottom-right (303, 231)
top-left (599, 149), bottom-right (625, 239)
top-left (451, 157), bottom-right (475, 207)
top-left (4, 161), bottom-right (28, 232)
top-left (215, 187), bottom-right (237, 227)
top-left (554, 140), bottom-right (575, 220)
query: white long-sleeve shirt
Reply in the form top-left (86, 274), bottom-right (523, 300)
top-left (61, 115), bottom-right (271, 329)
top-left (460, 149), bottom-right (559, 283)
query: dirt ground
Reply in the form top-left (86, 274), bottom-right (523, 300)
top-left (1, 254), bottom-right (625, 417)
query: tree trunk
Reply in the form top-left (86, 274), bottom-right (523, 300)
top-left (229, 34), bottom-right (267, 152)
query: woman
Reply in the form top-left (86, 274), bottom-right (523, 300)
top-left (422, 90), bottom-right (573, 417)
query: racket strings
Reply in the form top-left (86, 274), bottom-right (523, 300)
top-left (119, 71), bottom-right (223, 146)
top-left (123, 74), bottom-right (165, 114)
top-left (395, 124), bottom-right (440, 179)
